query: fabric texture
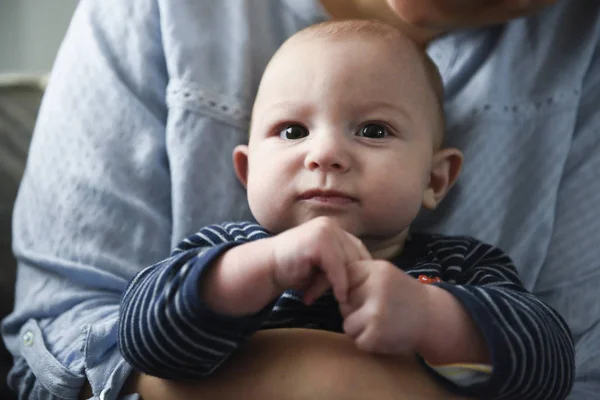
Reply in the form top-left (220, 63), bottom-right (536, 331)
top-left (119, 222), bottom-right (575, 399)
top-left (1, 0), bottom-right (599, 399)
top-left (0, 78), bottom-right (44, 400)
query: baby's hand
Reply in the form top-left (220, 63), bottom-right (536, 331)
top-left (339, 260), bottom-right (431, 356)
top-left (270, 217), bottom-right (371, 304)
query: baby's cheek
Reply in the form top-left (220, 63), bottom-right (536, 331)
top-left (247, 175), bottom-right (289, 232)
top-left (246, 176), bottom-right (269, 219)
top-left (376, 181), bottom-right (423, 221)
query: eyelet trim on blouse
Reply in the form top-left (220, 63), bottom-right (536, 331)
top-left (166, 79), bottom-right (251, 130)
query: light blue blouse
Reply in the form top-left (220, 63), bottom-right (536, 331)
top-left (2, 0), bottom-right (599, 399)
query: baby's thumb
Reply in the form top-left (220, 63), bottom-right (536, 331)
top-left (302, 271), bottom-right (331, 305)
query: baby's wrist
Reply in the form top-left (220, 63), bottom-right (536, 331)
top-left (414, 284), bottom-right (445, 359)
top-left (415, 284), bottom-right (489, 365)
top-left (200, 240), bottom-right (280, 316)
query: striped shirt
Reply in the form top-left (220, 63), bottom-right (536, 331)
top-left (118, 222), bottom-right (575, 399)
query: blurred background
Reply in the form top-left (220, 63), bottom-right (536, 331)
top-left (1, 1), bottom-right (78, 399)
top-left (0, 0), bottom-right (78, 73)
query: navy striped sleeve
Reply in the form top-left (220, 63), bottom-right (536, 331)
top-left (118, 222), bottom-right (271, 379)
top-left (427, 237), bottom-right (575, 400)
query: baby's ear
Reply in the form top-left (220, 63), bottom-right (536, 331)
top-left (422, 147), bottom-right (463, 210)
top-left (232, 145), bottom-right (250, 188)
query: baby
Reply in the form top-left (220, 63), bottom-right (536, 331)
top-left (118, 20), bottom-right (574, 399)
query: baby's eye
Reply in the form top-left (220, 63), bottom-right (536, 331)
top-left (357, 123), bottom-right (389, 139)
top-left (279, 124), bottom-right (309, 140)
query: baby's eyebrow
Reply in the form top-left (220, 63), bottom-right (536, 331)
top-left (264, 100), bottom-right (312, 113)
top-left (253, 100), bottom-right (315, 126)
top-left (353, 101), bottom-right (411, 119)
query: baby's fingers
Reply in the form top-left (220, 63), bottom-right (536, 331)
top-left (342, 306), bottom-right (368, 342)
top-left (302, 271), bottom-right (330, 305)
top-left (344, 232), bottom-right (371, 261)
top-left (320, 241), bottom-right (349, 303)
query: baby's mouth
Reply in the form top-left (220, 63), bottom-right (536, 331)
top-left (298, 189), bottom-right (358, 205)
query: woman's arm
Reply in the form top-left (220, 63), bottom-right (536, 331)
top-left (2, 0), bottom-right (171, 398)
top-left (126, 329), bottom-right (469, 400)
top-left (533, 24), bottom-right (600, 398)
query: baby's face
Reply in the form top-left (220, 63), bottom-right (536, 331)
top-left (241, 35), bottom-right (441, 242)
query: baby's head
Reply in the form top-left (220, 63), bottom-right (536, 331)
top-left (233, 20), bottom-right (462, 249)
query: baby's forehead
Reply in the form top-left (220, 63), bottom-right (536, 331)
top-left (267, 34), bottom-right (428, 93)
top-left (251, 20), bottom-right (445, 142)
top-left (264, 30), bottom-right (441, 104)
top-left (272, 24), bottom-right (437, 90)
top-left (258, 37), bottom-right (423, 112)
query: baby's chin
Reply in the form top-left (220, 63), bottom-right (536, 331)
top-left (259, 214), bottom-right (409, 258)
top-left (257, 213), bottom-right (363, 235)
